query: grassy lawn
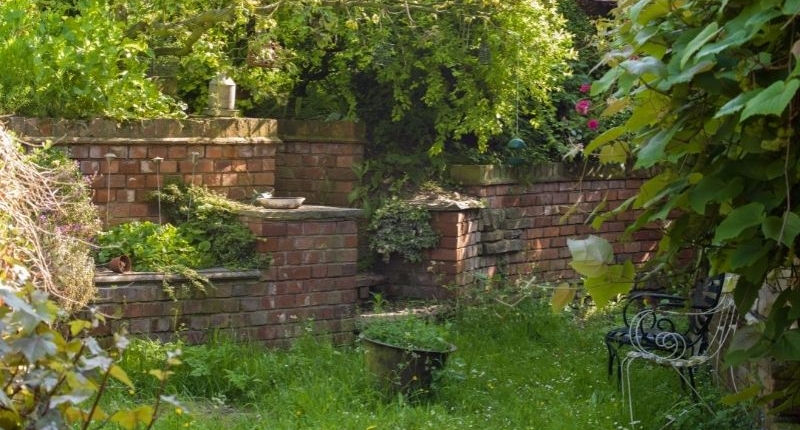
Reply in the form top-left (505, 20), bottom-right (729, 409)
top-left (109, 298), bottom-right (758, 430)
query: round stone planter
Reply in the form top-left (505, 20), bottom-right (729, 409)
top-left (361, 335), bottom-right (456, 398)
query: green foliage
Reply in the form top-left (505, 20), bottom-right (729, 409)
top-left (665, 396), bottom-right (758, 430)
top-left (152, 182), bottom-right (268, 269)
top-left (97, 221), bottom-right (213, 271)
top-left (360, 316), bottom-right (452, 352)
top-left (1, 1), bottom-right (575, 160)
top-left (0, 265), bottom-right (181, 430)
top-left (153, 182), bottom-right (244, 225)
top-left (100, 182), bottom-right (266, 271)
top-left (0, 125), bottom-right (180, 429)
top-left (96, 221), bottom-right (217, 297)
top-left (97, 184), bottom-right (267, 296)
top-left (111, 298), bottom-right (759, 429)
top-left (583, 0), bottom-right (800, 410)
top-left (567, 235), bottom-right (635, 308)
top-left (367, 198), bottom-right (439, 263)
top-left (0, 0), bottom-right (184, 119)
top-left (243, 1), bottom-right (575, 155)
top-left (119, 331), bottom-right (350, 408)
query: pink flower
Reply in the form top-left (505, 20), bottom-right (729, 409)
top-left (579, 83), bottom-right (591, 93)
top-left (587, 118), bottom-right (600, 130)
top-left (575, 99), bottom-right (591, 116)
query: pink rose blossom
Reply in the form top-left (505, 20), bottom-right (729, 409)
top-left (575, 99), bottom-right (591, 116)
top-left (579, 83), bottom-right (591, 93)
top-left (587, 118), bottom-right (600, 130)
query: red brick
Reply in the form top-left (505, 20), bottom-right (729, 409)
top-left (302, 251), bottom-right (324, 265)
top-left (254, 145), bottom-right (276, 157)
top-left (277, 266), bottom-right (311, 280)
top-left (206, 146), bottom-right (223, 158)
top-left (336, 221), bottom-right (357, 234)
top-left (274, 280), bottom-right (303, 295)
top-left (280, 251), bottom-right (298, 265)
top-left (148, 147), bottom-right (168, 158)
top-left (187, 159), bottom-right (214, 173)
top-left (222, 146), bottom-right (238, 158)
top-left (238, 146), bottom-right (255, 158)
top-left (250, 172), bottom-right (275, 187)
top-left (261, 158), bottom-right (276, 170)
top-left (129, 203), bottom-right (151, 217)
top-left (221, 173), bottom-right (238, 186)
top-left (303, 222), bottom-right (337, 235)
top-left (168, 146), bottom-right (188, 158)
top-left (202, 173), bottom-right (222, 186)
top-left (215, 160), bottom-right (232, 172)
top-left (118, 160), bottom-right (139, 174)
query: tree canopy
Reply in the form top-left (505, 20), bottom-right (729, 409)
top-left (0, 0), bottom-right (577, 157)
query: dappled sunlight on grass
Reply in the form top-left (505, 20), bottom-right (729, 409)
top-left (111, 298), bottom-right (758, 430)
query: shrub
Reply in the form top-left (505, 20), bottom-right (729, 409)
top-left (0, 132), bottom-right (101, 313)
top-left (152, 182), bottom-right (267, 269)
top-left (0, 0), bottom-right (183, 119)
top-left (0, 127), bottom-right (180, 429)
top-left (368, 198), bottom-right (439, 264)
top-left (96, 221), bottom-right (214, 271)
top-left (0, 262), bottom-right (183, 429)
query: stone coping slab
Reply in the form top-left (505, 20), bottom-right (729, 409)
top-left (238, 205), bottom-right (363, 220)
top-left (94, 268), bottom-right (261, 285)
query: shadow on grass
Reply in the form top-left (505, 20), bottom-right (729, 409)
top-left (111, 298), bottom-right (759, 430)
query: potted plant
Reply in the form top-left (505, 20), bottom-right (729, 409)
top-left (359, 315), bottom-right (456, 397)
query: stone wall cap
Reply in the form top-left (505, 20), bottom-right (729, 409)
top-left (406, 191), bottom-right (484, 211)
top-left (239, 205), bottom-right (363, 220)
top-left (94, 268), bottom-right (261, 285)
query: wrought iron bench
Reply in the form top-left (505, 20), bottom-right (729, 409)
top-left (617, 274), bottom-right (739, 426)
top-left (604, 273), bottom-right (729, 383)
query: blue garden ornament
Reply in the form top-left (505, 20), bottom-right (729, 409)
top-left (506, 137), bottom-right (526, 166)
top-left (507, 137), bottom-right (526, 149)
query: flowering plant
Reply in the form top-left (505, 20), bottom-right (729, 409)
top-left (562, 82), bottom-right (602, 153)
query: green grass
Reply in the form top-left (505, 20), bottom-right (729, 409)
top-left (108, 298), bottom-right (758, 430)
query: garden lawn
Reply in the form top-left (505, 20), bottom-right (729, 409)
top-left (109, 298), bottom-right (757, 430)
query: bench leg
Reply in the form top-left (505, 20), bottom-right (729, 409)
top-left (605, 340), bottom-right (623, 386)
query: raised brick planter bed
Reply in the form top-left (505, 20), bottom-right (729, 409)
top-left (94, 205), bottom-right (363, 347)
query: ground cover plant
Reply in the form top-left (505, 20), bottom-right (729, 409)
top-left (107, 297), bottom-right (758, 430)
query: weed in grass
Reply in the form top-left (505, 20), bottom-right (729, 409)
top-left (110, 298), bottom-right (760, 430)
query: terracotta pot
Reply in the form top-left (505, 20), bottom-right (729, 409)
top-left (108, 255), bottom-right (132, 273)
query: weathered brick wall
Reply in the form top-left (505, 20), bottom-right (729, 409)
top-left (277, 120), bottom-right (366, 207)
top-left (376, 163), bottom-right (660, 299)
top-left (2, 117), bottom-right (365, 225)
top-left (4, 116), bottom-right (660, 343)
top-left (95, 206), bottom-right (362, 347)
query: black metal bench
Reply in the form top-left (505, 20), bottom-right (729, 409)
top-left (604, 273), bottom-right (728, 385)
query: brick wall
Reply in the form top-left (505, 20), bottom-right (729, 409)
top-left (2, 117), bottom-right (365, 226)
top-left (3, 116), bottom-right (661, 344)
top-left (95, 206), bottom-right (363, 347)
top-left (277, 120), bottom-right (366, 207)
top-left (375, 163), bottom-right (660, 299)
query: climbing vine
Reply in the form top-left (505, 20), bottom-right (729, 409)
top-left (582, 0), bottom-right (800, 408)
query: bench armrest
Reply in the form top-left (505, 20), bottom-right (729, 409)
top-left (621, 292), bottom-right (688, 326)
